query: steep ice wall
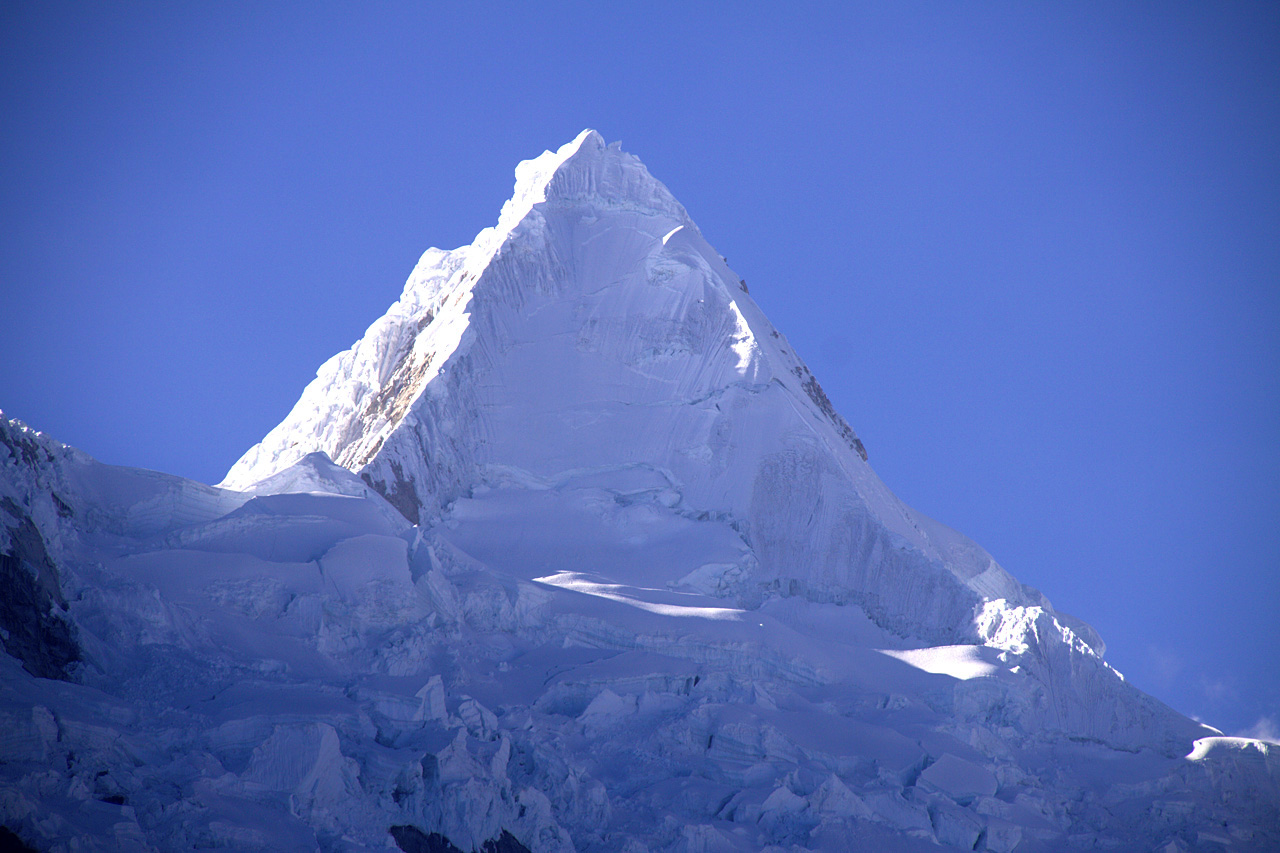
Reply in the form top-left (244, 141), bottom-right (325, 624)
top-left (221, 131), bottom-right (1041, 650)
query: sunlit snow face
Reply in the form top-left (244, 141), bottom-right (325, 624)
top-left (726, 298), bottom-right (761, 376)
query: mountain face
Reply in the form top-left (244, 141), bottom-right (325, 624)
top-left (221, 130), bottom-right (1066, 649)
top-left (2, 132), bottom-right (1277, 852)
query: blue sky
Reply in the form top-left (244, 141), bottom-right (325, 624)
top-left (2, 2), bottom-right (1276, 737)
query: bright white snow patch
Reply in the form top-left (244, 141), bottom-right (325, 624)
top-left (879, 645), bottom-right (1003, 681)
top-left (533, 572), bottom-right (744, 620)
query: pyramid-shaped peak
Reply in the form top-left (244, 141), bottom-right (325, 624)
top-left (222, 130), bottom-right (874, 535)
top-left (496, 130), bottom-right (688, 238)
top-left (220, 129), bottom-right (1107, 672)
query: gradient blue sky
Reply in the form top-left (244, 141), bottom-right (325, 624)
top-left (2, 2), bottom-right (1277, 737)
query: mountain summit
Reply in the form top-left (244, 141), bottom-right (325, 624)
top-left (224, 130), bottom-right (1056, 650)
top-left (2, 132), bottom-right (1276, 852)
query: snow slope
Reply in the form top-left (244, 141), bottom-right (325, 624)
top-left (2, 133), bottom-right (1277, 851)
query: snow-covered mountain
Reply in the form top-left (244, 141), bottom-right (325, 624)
top-left (221, 130), bottom-right (1076, 652)
top-left (1, 131), bottom-right (1276, 852)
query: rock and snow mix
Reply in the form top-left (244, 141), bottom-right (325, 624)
top-left (2, 132), bottom-right (1277, 851)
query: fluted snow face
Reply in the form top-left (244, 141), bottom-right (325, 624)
top-left (220, 130), bottom-right (637, 495)
top-left (221, 131), bottom-right (1039, 646)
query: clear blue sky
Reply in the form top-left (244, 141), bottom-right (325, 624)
top-left (2, 2), bottom-right (1276, 737)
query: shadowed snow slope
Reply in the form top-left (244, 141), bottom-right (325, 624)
top-left (2, 133), bottom-right (1277, 852)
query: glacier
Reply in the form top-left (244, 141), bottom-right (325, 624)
top-left (1, 130), bottom-right (1277, 851)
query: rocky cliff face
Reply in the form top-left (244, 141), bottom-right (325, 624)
top-left (0, 498), bottom-right (78, 681)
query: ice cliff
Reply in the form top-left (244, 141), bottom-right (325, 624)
top-left (1, 132), bottom-right (1276, 852)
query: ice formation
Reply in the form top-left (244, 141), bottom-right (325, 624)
top-left (2, 131), bottom-right (1277, 851)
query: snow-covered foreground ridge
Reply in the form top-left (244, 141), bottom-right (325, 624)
top-left (1, 133), bottom-right (1276, 852)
